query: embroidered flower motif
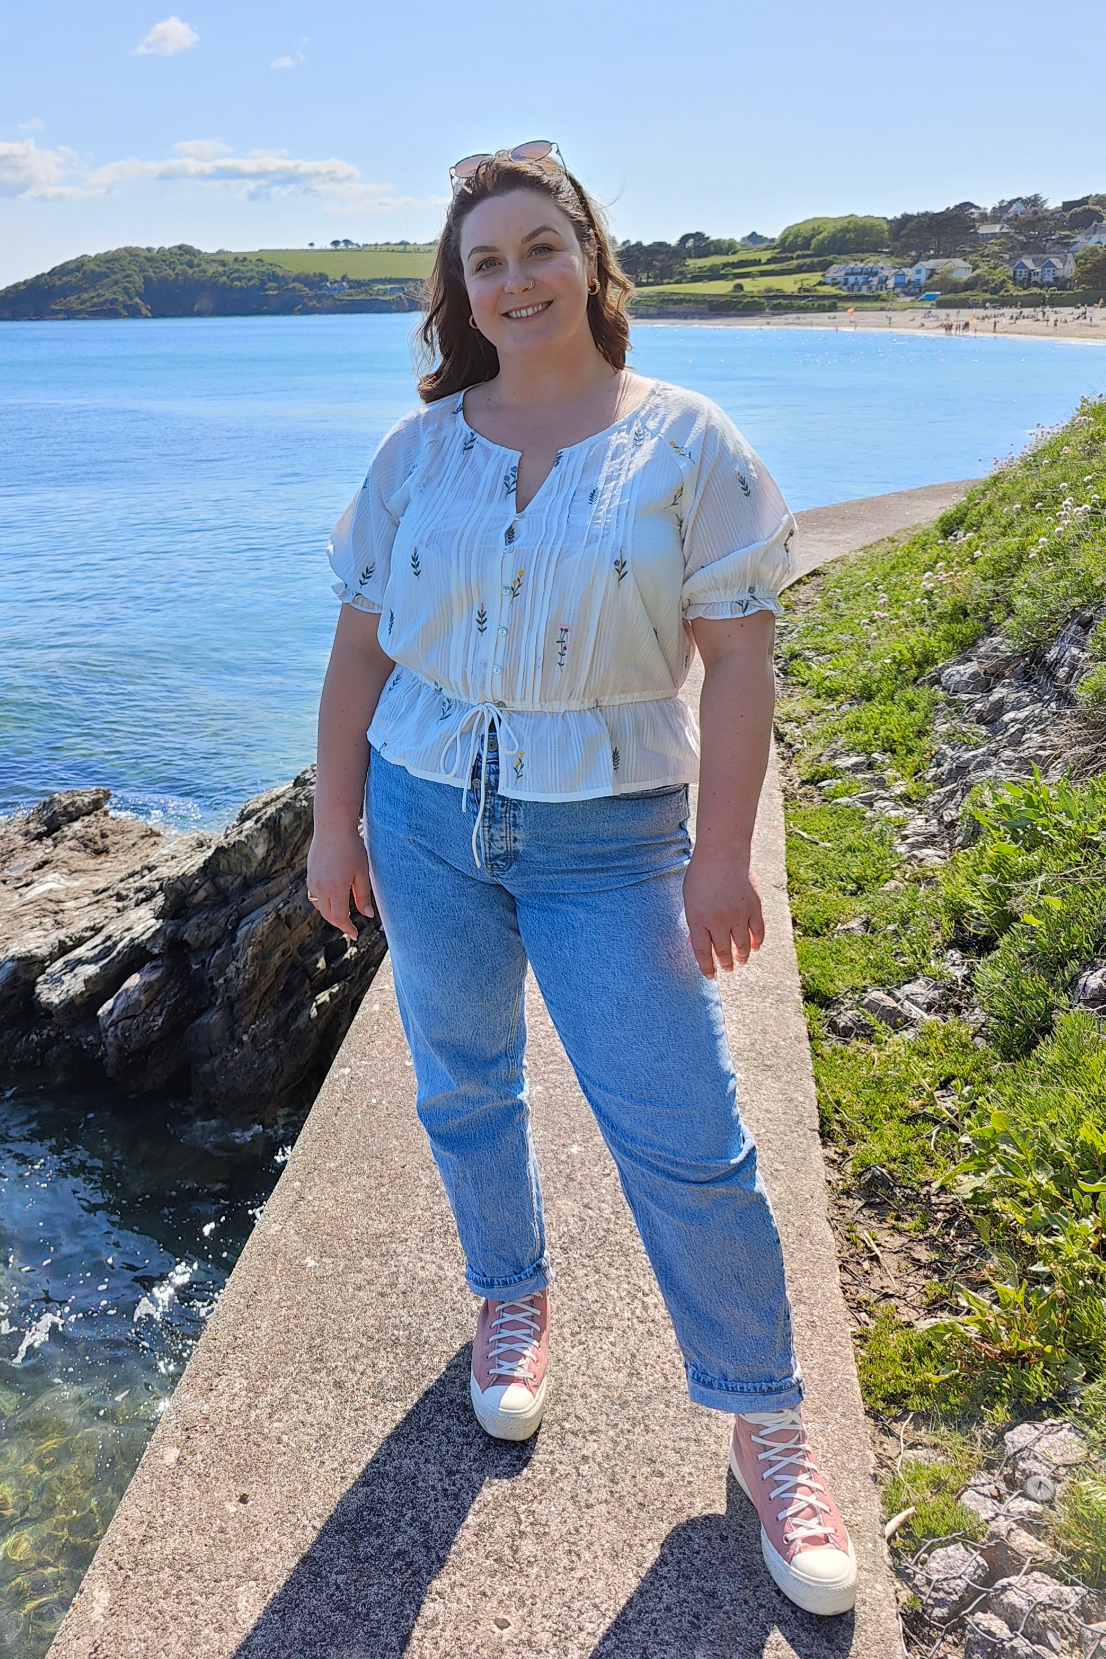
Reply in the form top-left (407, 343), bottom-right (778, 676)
top-left (553, 451), bottom-right (563, 467)
top-left (387, 609), bottom-right (395, 636)
top-left (411, 548), bottom-right (421, 577)
top-left (632, 425), bottom-right (646, 448)
top-left (736, 470), bottom-right (752, 497)
top-left (390, 669), bottom-right (403, 689)
top-left (504, 463), bottom-right (518, 495)
top-left (670, 483), bottom-right (684, 509)
top-left (508, 569), bottom-right (525, 601)
top-left (613, 554), bottom-right (628, 583)
top-left (462, 430), bottom-right (476, 453)
top-left (611, 745), bottom-right (620, 773)
top-left (588, 487), bottom-right (599, 505)
top-left (669, 439), bottom-right (693, 461)
top-left (556, 625), bottom-right (570, 668)
top-left (358, 561), bottom-right (376, 586)
top-left (505, 523), bottom-right (517, 546)
top-left (437, 696), bottom-right (455, 721)
top-left (476, 604), bottom-right (488, 635)
top-left (513, 750), bottom-right (525, 782)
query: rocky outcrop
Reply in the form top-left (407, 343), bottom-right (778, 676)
top-left (0, 772), bottom-right (385, 1121)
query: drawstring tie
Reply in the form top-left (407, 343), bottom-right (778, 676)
top-left (441, 702), bottom-right (523, 868)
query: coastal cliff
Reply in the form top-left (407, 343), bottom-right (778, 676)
top-left (0, 771), bottom-right (385, 1118)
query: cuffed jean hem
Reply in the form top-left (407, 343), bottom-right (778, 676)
top-left (685, 1364), bottom-right (805, 1416)
top-left (465, 1253), bottom-right (552, 1302)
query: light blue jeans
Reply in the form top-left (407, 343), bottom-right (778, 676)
top-left (364, 740), bottom-right (803, 1414)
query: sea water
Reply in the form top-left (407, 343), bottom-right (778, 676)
top-left (0, 314), bottom-right (1104, 1656)
top-left (2, 314), bottom-right (1104, 831)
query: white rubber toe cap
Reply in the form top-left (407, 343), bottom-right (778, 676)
top-left (761, 1533), bottom-right (858, 1616)
top-left (470, 1374), bottom-right (546, 1441)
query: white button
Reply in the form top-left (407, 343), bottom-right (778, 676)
top-left (501, 586), bottom-right (511, 595)
top-left (493, 665), bottom-right (502, 674)
top-left (497, 627), bottom-right (507, 636)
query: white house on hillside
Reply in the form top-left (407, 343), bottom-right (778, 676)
top-left (1072, 223), bottom-right (1106, 251)
top-left (821, 261), bottom-right (896, 292)
top-left (888, 258), bottom-right (973, 294)
top-left (1011, 251), bottom-right (1076, 286)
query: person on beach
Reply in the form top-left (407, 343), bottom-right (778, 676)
top-left (307, 141), bottom-right (857, 1617)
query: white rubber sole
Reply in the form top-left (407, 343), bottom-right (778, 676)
top-left (470, 1372), bottom-right (547, 1441)
top-left (729, 1444), bottom-right (858, 1616)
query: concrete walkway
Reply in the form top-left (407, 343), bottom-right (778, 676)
top-left (49, 480), bottom-right (973, 1659)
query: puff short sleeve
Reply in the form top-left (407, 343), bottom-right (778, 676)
top-left (326, 410), bottom-right (423, 615)
top-left (679, 408), bottom-right (796, 621)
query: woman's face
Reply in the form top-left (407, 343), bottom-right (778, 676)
top-left (458, 189), bottom-right (596, 364)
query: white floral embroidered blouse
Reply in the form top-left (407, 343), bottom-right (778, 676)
top-left (326, 378), bottom-right (795, 802)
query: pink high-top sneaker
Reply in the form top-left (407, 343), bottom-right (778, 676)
top-left (469, 1292), bottom-right (550, 1441)
top-left (729, 1409), bottom-right (857, 1615)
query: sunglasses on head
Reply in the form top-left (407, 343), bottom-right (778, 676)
top-left (449, 140), bottom-right (564, 189)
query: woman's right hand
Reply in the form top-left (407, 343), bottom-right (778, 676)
top-left (306, 826), bottom-right (375, 942)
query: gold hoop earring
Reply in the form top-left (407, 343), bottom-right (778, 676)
top-left (587, 279), bottom-right (600, 295)
top-left (468, 315), bottom-right (478, 330)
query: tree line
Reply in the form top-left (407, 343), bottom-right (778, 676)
top-left (0, 245), bottom-right (424, 321)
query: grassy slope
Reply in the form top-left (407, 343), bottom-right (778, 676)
top-left (777, 397), bottom-right (1106, 1419)
top-left (247, 247), bottom-right (435, 280)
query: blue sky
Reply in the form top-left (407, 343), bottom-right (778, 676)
top-left (2, 0), bottom-right (1104, 286)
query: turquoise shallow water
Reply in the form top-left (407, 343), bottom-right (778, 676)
top-left (1, 314), bottom-right (1104, 831)
top-left (1, 315), bottom-right (1105, 1654)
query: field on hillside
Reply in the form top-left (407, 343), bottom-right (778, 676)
top-left (247, 247), bottom-right (435, 280)
top-left (648, 271), bottom-right (826, 298)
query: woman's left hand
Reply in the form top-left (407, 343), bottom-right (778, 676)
top-left (683, 847), bottom-right (765, 978)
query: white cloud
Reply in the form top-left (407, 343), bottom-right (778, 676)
top-left (18, 118), bottom-right (45, 133)
top-left (0, 136), bottom-right (444, 213)
top-left (173, 140), bottom-right (232, 161)
top-left (270, 55), bottom-right (296, 70)
top-left (133, 16), bottom-right (199, 56)
top-left (0, 140), bottom-right (77, 199)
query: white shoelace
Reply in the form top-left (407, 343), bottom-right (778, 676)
top-left (486, 1296), bottom-right (542, 1383)
top-left (743, 1409), bottom-right (837, 1548)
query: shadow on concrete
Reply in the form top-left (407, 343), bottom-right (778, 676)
top-left (588, 1474), bottom-right (857, 1659)
top-left (232, 1345), bottom-right (534, 1659)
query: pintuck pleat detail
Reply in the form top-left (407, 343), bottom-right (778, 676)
top-left (327, 381), bottom-right (795, 801)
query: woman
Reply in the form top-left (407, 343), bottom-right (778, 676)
top-left (307, 143), bottom-right (857, 1617)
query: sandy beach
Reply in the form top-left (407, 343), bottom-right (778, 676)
top-left (636, 305), bottom-right (1106, 343)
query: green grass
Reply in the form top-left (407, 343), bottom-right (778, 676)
top-left (779, 396), bottom-right (1106, 1419)
top-left (883, 1444), bottom-right (986, 1554)
top-left (245, 246), bottom-right (434, 280)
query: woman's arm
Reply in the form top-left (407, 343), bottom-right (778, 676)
top-left (683, 610), bottom-right (776, 977)
top-left (307, 605), bottom-right (395, 941)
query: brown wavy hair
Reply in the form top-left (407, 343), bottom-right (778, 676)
top-left (417, 156), bottom-right (634, 403)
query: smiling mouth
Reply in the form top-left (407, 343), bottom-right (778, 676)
top-left (503, 300), bottom-right (553, 320)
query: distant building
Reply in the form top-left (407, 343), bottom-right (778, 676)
top-left (890, 258), bottom-right (973, 294)
top-left (821, 260), bottom-right (896, 292)
top-left (1010, 251), bottom-right (1076, 286)
top-left (1072, 222), bottom-right (1106, 251)
top-left (975, 223), bottom-right (1006, 240)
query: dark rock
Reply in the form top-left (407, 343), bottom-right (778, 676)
top-left (0, 771), bottom-right (385, 1121)
top-left (1043, 620), bottom-right (1091, 688)
top-left (827, 1008), bottom-right (876, 1041)
top-left (26, 787), bottom-right (112, 838)
top-left (981, 1514), bottom-right (1058, 1579)
top-left (941, 662), bottom-right (992, 696)
top-left (861, 989), bottom-right (912, 1029)
top-left (914, 1541), bottom-right (989, 1622)
top-left (988, 1573), bottom-right (1084, 1656)
top-left (963, 1612), bottom-right (1036, 1659)
top-left (898, 975), bottom-right (945, 1011)
top-left (1073, 963), bottom-right (1106, 1012)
